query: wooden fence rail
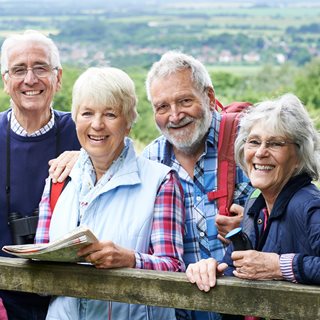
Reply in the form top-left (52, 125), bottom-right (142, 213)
top-left (0, 257), bottom-right (319, 319)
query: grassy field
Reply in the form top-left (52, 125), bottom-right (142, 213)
top-left (208, 65), bottom-right (263, 76)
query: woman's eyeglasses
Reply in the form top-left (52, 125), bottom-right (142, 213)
top-left (244, 138), bottom-right (299, 151)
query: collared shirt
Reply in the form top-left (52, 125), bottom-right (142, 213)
top-left (35, 151), bottom-right (185, 272)
top-left (143, 112), bottom-right (252, 319)
top-left (142, 111), bottom-right (252, 267)
top-left (8, 108), bottom-right (54, 137)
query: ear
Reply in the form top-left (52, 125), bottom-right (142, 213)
top-left (2, 74), bottom-right (10, 95)
top-left (294, 158), bottom-right (301, 170)
top-left (55, 68), bottom-right (63, 92)
top-left (125, 126), bottom-right (131, 136)
top-left (206, 87), bottom-right (216, 111)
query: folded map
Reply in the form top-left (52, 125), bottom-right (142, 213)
top-left (2, 225), bottom-right (98, 263)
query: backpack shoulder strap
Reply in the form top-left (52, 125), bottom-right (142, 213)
top-left (49, 177), bottom-right (71, 212)
top-left (207, 100), bottom-right (251, 216)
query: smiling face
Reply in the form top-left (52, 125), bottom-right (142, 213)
top-left (75, 102), bottom-right (130, 174)
top-left (150, 69), bottom-right (213, 154)
top-left (244, 123), bottom-right (300, 203)
top-left (2, 41), bottom-right (62, 115)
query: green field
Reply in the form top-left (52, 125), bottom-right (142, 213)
top-left (208, 65), bottom-right (263, 76)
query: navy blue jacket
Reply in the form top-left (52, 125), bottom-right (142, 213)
top-left (223, 173), bottom-right (320, 285)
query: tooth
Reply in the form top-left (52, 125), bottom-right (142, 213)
top-left (25, 91), bottom-right (40, 96)
top-left (255, 165), bottom-right (273, 170)
top-left (90, 135), bottom-right (105, 141)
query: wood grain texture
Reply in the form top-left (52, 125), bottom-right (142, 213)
top-left (0, 257), bottom-right (318, 319)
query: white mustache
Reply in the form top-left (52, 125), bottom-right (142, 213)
top-left (167, 117), bottom-right (193, 129)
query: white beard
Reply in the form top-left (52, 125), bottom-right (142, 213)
top-left (159, 105), bottom-right (212, 155)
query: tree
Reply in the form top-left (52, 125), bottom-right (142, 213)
top-left (295, 58), bottom-right (320, 110)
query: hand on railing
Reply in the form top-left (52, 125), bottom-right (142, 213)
top-left (186, 258), bottom-right (228, 292)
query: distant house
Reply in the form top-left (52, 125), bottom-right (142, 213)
top-left (243, 52), bottom-right (260, 63)
top-left (275, 53), bottom-right (286, 64)
top-left (71, 47), bottom-right (88, 60)
top-left (219, 50), bottom-right (233, 63)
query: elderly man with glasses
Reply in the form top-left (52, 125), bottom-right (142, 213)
top-left (0, 30), bottom-right (80, 320)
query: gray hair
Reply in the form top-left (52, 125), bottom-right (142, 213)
top-left (146, 50), bottom-right (213, 101)
top-left (235, 93), bottom-right (320, 181)
top-left (1, 29), bottom-right (62, 75)
top-left (72, 67), bottom-right (138, 128)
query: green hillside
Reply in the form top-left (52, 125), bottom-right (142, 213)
top-left (0, 58), bottom-right (319, 148)
top-left (0, 0), bottom-right (319, 147)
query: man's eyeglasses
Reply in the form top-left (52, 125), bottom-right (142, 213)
top-left (5, 65), bottom-right (59, 79)
top-left (244, 138), bottom-right (299, 151)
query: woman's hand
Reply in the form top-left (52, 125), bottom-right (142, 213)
top-left (186, 258), bottom-right (228, 292)
top-left (48, 151), bottom-right (80, 183)
top-left (77, 241), bottom-right (136, 269)
top-left (232, 250), bottom-right (283, 280)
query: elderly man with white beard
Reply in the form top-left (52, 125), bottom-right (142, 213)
top-left (143, 51), bottom-right (253, 320)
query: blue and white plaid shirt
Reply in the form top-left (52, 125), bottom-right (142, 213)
top-left (143, 111), bottom-right (251, 265)
top-left (142, 111), bottom-right (252, 320)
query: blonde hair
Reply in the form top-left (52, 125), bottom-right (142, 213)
top-left (72, 67), bottom-right (138, 127)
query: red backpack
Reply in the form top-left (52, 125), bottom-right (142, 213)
top-left (49, 177), bottom-right (71, 212)
top-left (207, 100), bottom-right (252, 216)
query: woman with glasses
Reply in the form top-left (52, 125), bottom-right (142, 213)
top-left (186, 93), bottom-right (320, 292)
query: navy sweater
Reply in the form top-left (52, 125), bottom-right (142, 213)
top-left (0, 109), bottom-right (80, 250)
top-left (0, 108), bottom-right (80, 310)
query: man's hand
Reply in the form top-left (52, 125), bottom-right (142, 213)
top-left (232, 250), bottom-right (282, 280)
top-left (216, 203), bottom-right (244, 243)
top-left (48, 151), bottom-right (80, 183)
top-left (186, 258), bottom-right (228, 292)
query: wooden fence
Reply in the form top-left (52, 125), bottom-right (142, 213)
top-left (0, 257), bottom-right (319, 319)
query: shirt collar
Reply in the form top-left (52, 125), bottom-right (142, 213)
top-left (207, 110), bottom-right (221, 148)
top-left (247, 173), bottom-right (312, 219)
top-left (8, 108), bottom-right (55, 137)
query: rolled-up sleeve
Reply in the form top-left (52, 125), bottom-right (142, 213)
top-left (135, 171), bottom-right (185, 272)
top-left (34, 177), bottom-right (53, 244)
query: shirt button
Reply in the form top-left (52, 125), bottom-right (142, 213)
top-left (199, 232), bottom-right (205, 237)
top-left (257, 218), bottom-right (263, 225)
top-left (196, 196), bottom-right (201, 202)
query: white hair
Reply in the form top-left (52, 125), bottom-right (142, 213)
top-left (235, 93), bottom-right (320, 181)
top-left (1, 30), bottom-right (62, 75)
top-left (146, 50), bottom-right (213, 101)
